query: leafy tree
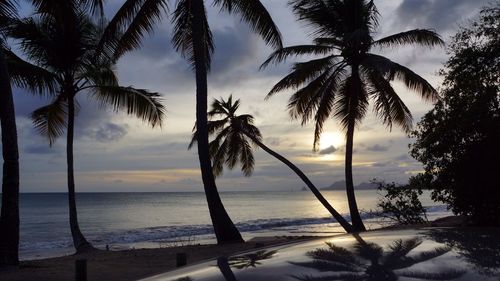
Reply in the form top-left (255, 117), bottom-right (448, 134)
top-left (101, 0), bottom-right (282, 243)
top-left (6, 0), bottom-right (166, 252)
top-left (410, 5), bottom-right (500, 226)
top-left (262, 0), bottom-right (443, 231)
top-left (190, 96), bottom-right (353, 232)
top-left (374, 180), bottom-right (427, 225)
top-left (0, 0), bottom-right (20, 267)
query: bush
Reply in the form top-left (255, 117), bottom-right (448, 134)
top-left (375, 180), bottom-right (427, 225)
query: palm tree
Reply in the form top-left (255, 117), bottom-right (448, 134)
top-left (190, 96), bottom-right (353, 233)
top-left (99, 0), bottom-right (283, 243)
top-left (292, 236), bottom-right (464, 280)
top-left (6, 0), bottom-right (166, 252)
top-left (0, 0), bottom-right (20, 266)
top-left (261, 0), bottom-right (444, 231)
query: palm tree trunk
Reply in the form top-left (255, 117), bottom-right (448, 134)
top-left (0, 48), bottom-right (20, 267)
top-left (191, 0), bottom-right (243, 244)
top-left (242, 130), bottom-right (353, 233)
top-left (345, 64), bottom-right (366, 232)
top-left (66, 94), bottom-right (93, 252)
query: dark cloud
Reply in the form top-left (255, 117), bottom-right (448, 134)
top-left (92, 123), bottom-right (128, 143)
top-left (366, 144), bottom-right (389, 152)
top-left (395, 0), bottom-right (491, 33)
top-left (319, 145), bottom-right (337, 155)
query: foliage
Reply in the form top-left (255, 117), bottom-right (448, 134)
top-left (189, 95), bottom-right (262, 177)
top-left (374, 180), bottom-right (427, 225)
top-left (262, 0), bottom-right (443, 232)
top-left (410, 5), bottom-right (500, 226)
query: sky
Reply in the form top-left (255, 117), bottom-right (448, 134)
top-left (2, 0), bottom-right (492, 192)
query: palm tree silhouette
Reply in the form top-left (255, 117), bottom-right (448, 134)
top-left (0, 0), bottom-right (20, 266)
top-left (6, 0), bottom-right (166, 253)
top-left (99, 0), bottom-right (283, 243)
top-left (190, 96), bottom-right (353, 232)
top-left (262, 0), bottom-right (444, 232)
top-left (292, 235), bottom-right (464, 281)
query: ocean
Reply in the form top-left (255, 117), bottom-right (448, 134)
top-left (2, 191), bottom-right (449, 260)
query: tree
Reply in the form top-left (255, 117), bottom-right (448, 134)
top-left (101, 0), bottom-right (282, 243)
top-left (6, 0), bottom-right (166, 252)
top-left (410, 5), bottom-right (500, 226)
top-left (190, 96), bottom-right (353, 232)
top-left (262, 0), bottom-right (443, 231)
top-left (0, 0), bottom-right (20, 267)
top-left (374, 180), bottom-right (427, 225)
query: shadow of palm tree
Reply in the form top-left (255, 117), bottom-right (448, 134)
top-left (226, 250), bottom-right (278, 269)
top-left (216, 250), bottom-right (278, 281)
top-left (291, 235), bottom-right (464, 280)
top-left (426, 228), bottom-right (500, 277)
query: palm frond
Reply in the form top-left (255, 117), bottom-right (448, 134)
top-left (333, 74), bottom-right (369, 132)
top-left (383, 238), bottom-right (421, 265)
top-left (288, 0), bottom-right (344, 38)
top-left (364, 67), bottom-right (413, 132)
top-left (3, 47), bottom-right (58, 95)
top-left (90, 85), bottom-right (165, 127)
top-left (389, 246), bottom-right (451, 270)
top-left (104, 0), bottom-right (169, 61)
top-left (172, 0), bottom-right (213, 71)
top-left (261, 45), bottom-right (334, 69)
top-left (31, 96), bottom-right (67, 145)
top-left (215, 0), bottom-right (282, 49)
top-left (363, 54), bottom-right (438, 101)
top-left (267, 55), bottom-right (340, 96)
top-left (372, 29), bottom-right (444, 49)
top-left (0, 0), bottom-right (17, 18)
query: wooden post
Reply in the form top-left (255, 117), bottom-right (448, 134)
top-left (176, 253), bottom-right (187, 267)
top-left (75, 259), bottom-right (87, 281)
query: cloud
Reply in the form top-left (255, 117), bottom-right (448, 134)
top-left (366, 144), bottom-right (389, 152)
top-left (92, 123), bottom-right (128, 143)
top-left (318, 145), bottom-right (337, 155)
top-left (394, 0), bottom-right (491, 33)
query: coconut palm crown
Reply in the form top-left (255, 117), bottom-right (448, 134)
top-left (190, 96), bottom-right (355, 232)
top-left (189, 95), bottom-right (261, 177)
top-left (4, 0), bottom-right (166, 252)
top-left (262, 0), bottom-right (444, 231)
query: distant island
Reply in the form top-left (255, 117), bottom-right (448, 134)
top-left (321, 181), bottom-right (378, 191)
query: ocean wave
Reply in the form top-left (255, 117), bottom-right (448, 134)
top-left (20, 204), bottom-right (449, 258)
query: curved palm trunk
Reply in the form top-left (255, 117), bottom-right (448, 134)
top-left (0, 48), bottom-right (20, 266)
top-left (66, 95), bottom-right (93, 252)
top-left (242, 130), bottom-right (353, 233)
top-left (345, 65), bottom-right (366, 232)
top-left (191, 0), bottom-right (243, 244)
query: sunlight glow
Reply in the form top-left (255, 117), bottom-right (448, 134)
top-left (319, 132), bottom-right (344, 150)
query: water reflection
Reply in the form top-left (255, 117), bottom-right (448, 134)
top-left (426, 228), bottom-right (500, 277)
top-left (291, 235), bottom-right (464, 280)
top-left (216, 250), bottom-right (278, 281)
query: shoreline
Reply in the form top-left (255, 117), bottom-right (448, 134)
top-left (0, 216), bottom-right (468, 281)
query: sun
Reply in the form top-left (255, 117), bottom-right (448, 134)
top-left (319, 132), bottom-right (344, 150)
